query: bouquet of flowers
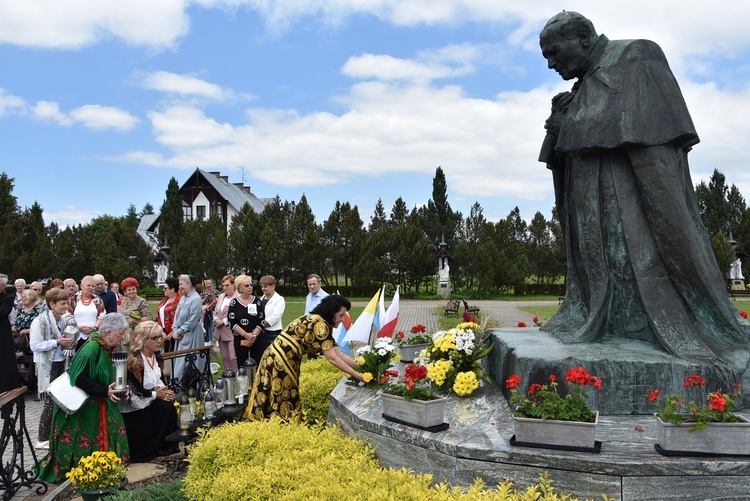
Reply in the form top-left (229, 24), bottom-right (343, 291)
top-left (649, 373), bottom-right (741, 431)
top-left (355, 338), bottom-right (397, 386)
top-left (423, 321), bottom-right (493, 397)
top-left (506, 367), bottom-right (601, 422)
top-left (381, 363), bottom-right (435, 401)
top-left (66, 451), bottom-right (128, 492)
top-left (395, 324), bottom-right (432, 346)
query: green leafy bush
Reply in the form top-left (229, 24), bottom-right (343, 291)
top-left (182, 419), bottom-right (596, 500)
top-left (299, 356), bottom-right (346, 425)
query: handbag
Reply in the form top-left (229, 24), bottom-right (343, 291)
top-left (47, 372), bottom-right (88, 415)
top-left (13, 331), bottom-right (29, 351)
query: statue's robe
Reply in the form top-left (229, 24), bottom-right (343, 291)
top-left (542, 35), bottom-right (750, 377)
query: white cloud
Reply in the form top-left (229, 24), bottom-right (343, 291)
top-left (0, 1), bottom-right (189, 49)
top-left (342, 44), bottom-right (480, 82)
top-left (148, 106), bottom-right (235, 148)
top-left (140, 71), bottom-right (230, 101)
top-left (118, 77), bottom-right (557, 204)
top-left (0, 89), bottom-right (25, 117)
top-left (69, 105), bottom-right (139, 131)
top-left (31, 101), bottom-right (72, 126)
top-left (42, 205), bottom-right (102, 227)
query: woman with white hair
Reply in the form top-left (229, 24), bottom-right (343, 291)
top-left (171, 275), bottom-right (204, 385)
top-left (37, 313), bottom-right (131, 483)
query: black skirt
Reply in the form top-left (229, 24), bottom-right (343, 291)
top-left (122, 398), bottom-right (178, 462)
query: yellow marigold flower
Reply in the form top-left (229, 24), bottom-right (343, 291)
top-left (356, 355), bottom-right (366, 366)
top-left (362, 372), bottom-right (373, 383)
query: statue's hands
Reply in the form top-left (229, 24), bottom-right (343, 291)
top-left (544, 111), bottom-right (566, 139)
top-left (551, 91), bottom-right (574, 111)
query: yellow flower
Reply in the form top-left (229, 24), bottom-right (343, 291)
top-left (427, 359), bottom-right (452, 386)
top-left (356, 355), bottom-right (365, 366)
top-left (362, 372), bottom-right (373, 383)
top-left (433, 335), bottom-right (456, 352)
top-left (453, 371), bottom-right (479, 396)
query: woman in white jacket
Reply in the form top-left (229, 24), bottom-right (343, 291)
top-left (254, 275), bottom-right (285, 363)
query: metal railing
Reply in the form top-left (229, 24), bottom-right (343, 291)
top-left (161, 345), bottom-right (214, 394)
top-left (0, 386), bottom-right (47, 500)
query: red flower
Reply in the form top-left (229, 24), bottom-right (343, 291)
top-left (741, 310), bottom-right (748, 319)
top-left (528, 383), bottom-right (542, 396)
top-left (405, 363), bottom-right (427, 381)
top-left (684, 374), bottom-right (707, 388)
top-left (517, 322), bottom-right (527, 328)
top-left (648, 389), bottom-right (661, 401)
top-left (410, 324), bottom-right (426, 333)
top-left (592, 376), bottom-right (602, 390)
top-left (708, 393), bottom-right (726, 412)
top-left (548, 374), bottom-right (557, 382)
top-left (735, 383), bottom-right (742, 390)
top-left (565, 366), bottom-right (592, 386)
top-left (533, 316), bottom-right (539, 323)
top-left (397, 331), bottom-right (405, 339)
top-left (506, 374), bottom-right (521, 389)
top-left (463, 311), bottom-right (472, 322)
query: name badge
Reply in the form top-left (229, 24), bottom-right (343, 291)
top-left (248, 304), bottom-right (257, 315)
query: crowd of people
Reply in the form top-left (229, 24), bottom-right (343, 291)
top-left (0, 271), bottom-right (369, 484)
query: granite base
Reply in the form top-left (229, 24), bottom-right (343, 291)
top-left (329, 377), bottom-right (750, 501)
top-left (488, 327), bottom-right (750, 415)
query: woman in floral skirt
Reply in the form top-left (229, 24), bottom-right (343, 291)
top-left (37, 313), bottom-right (131, 483)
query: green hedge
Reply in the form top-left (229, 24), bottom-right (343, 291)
top-left (298, 357), bottom-right (346, 425)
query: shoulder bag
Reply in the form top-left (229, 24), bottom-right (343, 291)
top-left (47, 372), bottom-right (88, 415)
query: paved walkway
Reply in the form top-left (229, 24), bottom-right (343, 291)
top-left (2, 299), bottom-right (555, 499)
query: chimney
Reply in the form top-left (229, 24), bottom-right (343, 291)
top-left (220, 176), bottom-right (229, 183)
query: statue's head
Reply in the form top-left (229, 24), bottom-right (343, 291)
top-left (540, 11), bottom-right (599, 81)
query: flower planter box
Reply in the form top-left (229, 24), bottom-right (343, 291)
top-left (397, 343), bottom-right (429, 362)
top-left (656, 415), bottom-right (750, 454)
top-left (380, 391), bottom-right (447, 428)
top-left (513, 412), bottom-right (598, 449)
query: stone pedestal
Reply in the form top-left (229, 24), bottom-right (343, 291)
top-left (437, 280), bottom-right (451, 299)
top-left (488, 328), bottom-right (749, 415)
top-left (732, 279), bottom-right (746, 290)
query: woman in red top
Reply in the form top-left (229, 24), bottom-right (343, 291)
top-left (156, 277), bottom-right (181, 354)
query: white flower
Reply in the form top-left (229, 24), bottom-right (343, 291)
top-left (355, 345), bottom-right (372, 355)
top-left (432, 330), bottom-right (448, 342)
top-left (377, 348), bottom-right (387, 356)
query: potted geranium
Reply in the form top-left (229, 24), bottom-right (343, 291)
top-left (649, 374), bottom-right (750, 454)
top-left (380, 363), bottom-right (447, 428)
top-left (506, 367), bottom-right (601, 449)
top-left (395, 324), bottom-right (432, 362)
top-left (65, 451), bottom-right (128, 500)
top-left (423, 322), bottom-right (492, 397)
top-left (355, 338), bottom-right (397, 387)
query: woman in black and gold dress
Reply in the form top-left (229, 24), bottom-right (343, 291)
top-left (244, 295), bottom-right (366, 421)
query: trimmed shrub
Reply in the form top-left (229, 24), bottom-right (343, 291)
top-left (182, 419), bottom-right (594, 500)
top-left (299, 357), bottom-right (345, 425)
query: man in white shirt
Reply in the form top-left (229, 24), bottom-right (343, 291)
top-left (304, 274), bottom-right (329, 315)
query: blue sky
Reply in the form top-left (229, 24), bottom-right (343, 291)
top-left (4, 1), bottom-right (750, 228)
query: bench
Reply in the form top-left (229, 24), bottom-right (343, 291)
top-left (462, 299), bottom-right (480, 315)
top-left (146, 292), bottom-right (164, 301)
top-left (730, 290), bottom-right (750, 301)
top-left (444, 299), bottom-right (460, 317)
